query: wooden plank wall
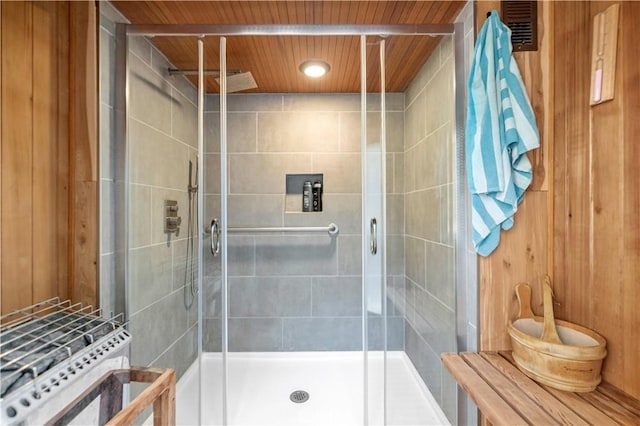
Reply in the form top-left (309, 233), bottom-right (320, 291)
top-left (475, 0), bottom-right (552, 351)
top-left (0, 1), bottom-right (97, 315)
top-left (553, 1), bottom-right (640, 398)
top-left (476, 0), bottom-right (640, 399)
top-left (69, 1), bottom-right (99, 311)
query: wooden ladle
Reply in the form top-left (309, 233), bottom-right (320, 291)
top-left (514, 277), bottom-right (563, 344)
top-left (541, 275), bottom-right (563, 344)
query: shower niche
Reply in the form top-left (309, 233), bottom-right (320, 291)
top-left (285, 173), bottom-right (324, 213)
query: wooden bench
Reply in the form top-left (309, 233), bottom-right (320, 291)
top-left (442, 351), bottom-right (640, 425)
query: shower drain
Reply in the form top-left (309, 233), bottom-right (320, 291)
top-left (289, 390), bottom-right (310, 404)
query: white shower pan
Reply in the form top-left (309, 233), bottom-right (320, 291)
top-left (175, 351), bottom-right (450, 426)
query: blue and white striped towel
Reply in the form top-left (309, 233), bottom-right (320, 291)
top-left (466, 10), bottom-right (540, 256)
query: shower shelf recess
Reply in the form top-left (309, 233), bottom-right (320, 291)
top-left (285, 173), bottom-right (323, 213)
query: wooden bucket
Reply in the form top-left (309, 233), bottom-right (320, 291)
top-left (507, 276), bottom-right (607, 392)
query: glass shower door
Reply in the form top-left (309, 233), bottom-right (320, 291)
top-left (363, 35), bottom-right (387, 425)
top-left (199, 35), bottom-right (225, 426)
top-left (218, 34), bottom-right (368, 425)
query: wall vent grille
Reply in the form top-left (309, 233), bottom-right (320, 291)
top-left (502, 1), bottom-right (538, 52)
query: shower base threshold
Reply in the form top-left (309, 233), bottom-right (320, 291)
top-left (175, 351), bottom-right (449, 426)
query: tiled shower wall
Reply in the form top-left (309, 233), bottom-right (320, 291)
top-left (402, 35), bottom-right (458, 421)
top-left (202, 93), bottom-right (405, 352)
top-left (99, 3), bottom-right (198, 383)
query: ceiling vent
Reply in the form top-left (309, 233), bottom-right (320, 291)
top-left (501, 1), bottom-right (538, 52)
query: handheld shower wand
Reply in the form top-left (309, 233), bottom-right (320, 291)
top-left (188, 160), bottom-right (198, 193)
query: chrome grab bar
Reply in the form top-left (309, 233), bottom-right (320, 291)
top-left (370, 218), bottom-right (377, 255)
top-left (229, 223), bottom-right (339, 236)
top-left (210, 219), bottom-right (220, 256)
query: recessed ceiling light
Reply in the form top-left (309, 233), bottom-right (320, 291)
top-left (299, 60), bottom-right (330, 78)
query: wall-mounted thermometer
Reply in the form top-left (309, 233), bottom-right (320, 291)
top-left (590, 4), bottom-right (619, 106)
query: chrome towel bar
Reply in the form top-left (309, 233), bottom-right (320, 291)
top-left (228, 223), bottom-right (339, 236)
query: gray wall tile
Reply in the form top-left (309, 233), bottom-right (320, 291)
top-left (406, 189), bottom-right (441, 241)
top-left (283, 318), bottom-right (361, 351)
top-left (229, 318), bottom-right (283, 351)
top-left (283, 94), bottom-right (359, 112)
top-left (128, 36), bottom-right (152, 66)
top-left (257, 111), bottom-right (339, 153)
top-left (312, 276), bottom-right (362, 317)
top-left (203, 276), bottom-right (222, 318)
top-left (386, 194), bottom-right (404, 235)
top-left (129, 290), bottom-right (188, 367)
top-left (128, 54), bottom-right (171, 134)
top-left (284, 194), bottom-right (361, 235)
top-left (172, 238), bottom-right (198, 292)
top-left (228, 94), bottom-right (282, 112)
top-left (229, 153), bottom-right (312, 194)
top-left (205, 111), bottom-right (220, 153)
top-left (386, 235), bottom-right (405, 276)
top-left (339, 112), bottom-right (361, 153)
top-left (338, 236), bottom-right (362, 276)
top-left (413, 288), bottom-right (456, 355)
top-left (205, 153), bottom-right (221, 193)
top-left (229, 112), bottom-right (257, 152)
top-left (404, 91), bottom-right (426, 150)
top-left (100, 28), bottom-right (115, 107)
top-left (255, 235), bottom-right (337, 276)
top-left (153, 326), bottom-right (198, 379)
top-left (128, 184), bottom-right (151, 248)
top-left (312, 153), bottom-right (361, 193)
top-left (229, 276), bottom-right (311, 317)
top-left (100, 104), bottom-right (115, 180)
top-left (204, 318), bottom-right (222, 352)
top-left (425, 242), bottom-right (455, 309)
top-left (101, 180), bottom-right (115, 254)
top-left (129, 119), bottom-right (188, 190)
top-left (405, 237), bottom-right (426, 288)
top-left (171, 88), bottom-right (197, 147)
top-left (227, 235), bottom-right (255, 277)
top-left (228, 194), bottom-right (283, 227)
top-left (99, 254), bottom-right (116, 317)
top-left (129, 244), bottom-right (173, 314)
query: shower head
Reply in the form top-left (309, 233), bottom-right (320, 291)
top-left (215, 71), bottom-right (258, 93)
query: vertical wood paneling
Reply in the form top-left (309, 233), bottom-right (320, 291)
top-left (475, 0), bottom-right (551, 351)
top-left (553, 1), bottom-right (640, 398)
top-left (0, 3), bottom-right (3, 304)
top-left (56, 2), bottom-right (70, 302)
top-left (589, 1), bottom-right (625, 391)
top-left (32, 2), bottom-right (60, 303)
top-left (69, 1), bottom-right (98, 308)
top-left (479, 192), bottom-right (548, 351)
top-left (620, 2), bottom-right (640, 396)
top-left (1, 2), bottom-right (34, 313)
top-left (477, 0), bottom-right (639, 401)
top-left (1, 1), bottom-right (96, 315)
top-left (552, 1), bottom-right (592, 326)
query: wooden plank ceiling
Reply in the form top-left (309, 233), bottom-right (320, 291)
top-left (111, 1), bottom-right (466, 93)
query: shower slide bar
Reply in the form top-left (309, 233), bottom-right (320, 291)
top-left (228, 223), bottom-right (339, 236)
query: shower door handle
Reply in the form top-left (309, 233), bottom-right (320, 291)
top-left (210, 219), bottom-right (221, 256)
top-left (370, 218), bottom-right (377, 255)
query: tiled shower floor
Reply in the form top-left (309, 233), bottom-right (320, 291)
top-left (175, 351), bottom-right (449, 425)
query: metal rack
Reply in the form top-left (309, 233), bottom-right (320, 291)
top-left (1, 298), bottom-right (130, 425)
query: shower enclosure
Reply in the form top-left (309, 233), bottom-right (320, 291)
top-left (104, 11), bottom-right (475, 424)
